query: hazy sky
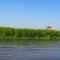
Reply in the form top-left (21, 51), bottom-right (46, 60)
top-left (0, 0), bottom-right (60, 30)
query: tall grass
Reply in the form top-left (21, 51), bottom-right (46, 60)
top-left (0, 26), bottom-right (60, 41)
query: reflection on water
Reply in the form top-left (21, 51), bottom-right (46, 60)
top-left (0, 40), bottom-right (60, 60)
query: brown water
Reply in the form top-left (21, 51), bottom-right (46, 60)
top-left (0, 41), bottom-right (60, 60)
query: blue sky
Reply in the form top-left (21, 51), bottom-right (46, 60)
top-left (0, 0), bottom-right (60, 30)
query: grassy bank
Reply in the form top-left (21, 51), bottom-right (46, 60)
top-left (0, 26), bottom-right (60, 41)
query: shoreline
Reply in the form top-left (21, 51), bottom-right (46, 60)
top-left (0, 26), bottom-right (60, 41)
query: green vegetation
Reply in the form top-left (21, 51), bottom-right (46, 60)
top-left (0, 26), bottom-right (60, 41)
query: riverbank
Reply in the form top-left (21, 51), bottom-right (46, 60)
top-left (0, 26), bottom-right (60, 40)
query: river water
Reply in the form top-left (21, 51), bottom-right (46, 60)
top-left (0, 41), bottom-right (60, 60)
